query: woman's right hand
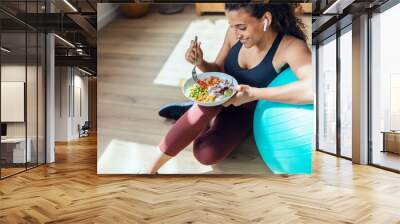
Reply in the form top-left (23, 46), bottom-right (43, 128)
top-left (185, 40), bottom-right (204, 66)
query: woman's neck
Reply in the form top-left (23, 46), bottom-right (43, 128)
top-left (254, 30), bottom-right (278, 52)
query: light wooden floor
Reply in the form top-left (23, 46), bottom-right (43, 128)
top-left (1, 164), bottom-right (44, 178)
top-left (1, 135), bottom-right (400, 223)
top-left (1, 167), bottom-right (25, 178)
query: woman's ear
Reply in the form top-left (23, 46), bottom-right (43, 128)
top-left (263, 17), bottom-right (269, 31)
top-left (263, 12), bottom-right (272, 32)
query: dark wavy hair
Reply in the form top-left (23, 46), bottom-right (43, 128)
top-left (225, 3), bottom-right (307, 42)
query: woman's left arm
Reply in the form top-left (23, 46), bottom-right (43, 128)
top-left (224, 39), bottom-right (313, 107)
top-left (251, 39), bottom-right (313, 105)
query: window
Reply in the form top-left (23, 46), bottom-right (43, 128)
top-left (0, 1), bottom-right (46, 179)
top-left (370, 2), bottom-right (400, 171)
top-left (317, 36), bottom-right (337, 154)
top-left (339, 28), bottom-right (352, 158)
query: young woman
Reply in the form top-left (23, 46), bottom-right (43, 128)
top-left (148, 3), bottom-right (313, 174)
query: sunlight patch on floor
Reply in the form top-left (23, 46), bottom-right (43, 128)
top-left (98, 139), bottom-right (213, 174)
top-left (153, 19), bottom-right (228, 87)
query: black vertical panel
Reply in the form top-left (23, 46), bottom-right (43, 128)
top-left (315, 45), bottom-right (319, 150)
top-left (25, 0), bottom-right (28, 171)
top-left (336, 27), bottom-right (341, 157)
top-left (367, 11), bottom-right (373, 165)
top-left (60, 67), bottom-right (62, 117)
top-left (69, 68), bottom-right (71, 117)
top-left (37, 0), bottom-right (39, 167)
top-left (44, 0), bottom-right (47, 164)
top-left (72, 68), bottom-right (75, 118)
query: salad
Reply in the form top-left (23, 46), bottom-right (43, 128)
top-left (187, 76), bottom-right (235, 103)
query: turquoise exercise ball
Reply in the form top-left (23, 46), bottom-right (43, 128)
top-left (253, 68), bottom-right (314, 174)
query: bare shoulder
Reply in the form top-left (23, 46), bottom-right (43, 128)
top-left (214, 26), bottom-right (238, 67)
top-left (273, 34), bottom-right (311, 73)
top-left (280, 35), bottom-right (310, 55)
top-left (226, 27), bottom-right (238, 49)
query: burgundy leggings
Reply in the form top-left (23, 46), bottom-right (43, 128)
top-left (158, 101), bottom-right (257, 165)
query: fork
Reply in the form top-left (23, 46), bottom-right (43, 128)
top-left (192, 36), bottom-right (199, 83)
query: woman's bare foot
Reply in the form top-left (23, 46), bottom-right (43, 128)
top-left (147, 147), bottom-right (173, 174)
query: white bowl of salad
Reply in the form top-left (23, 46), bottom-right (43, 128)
top-left (182, 72), bottom-right (238, 107)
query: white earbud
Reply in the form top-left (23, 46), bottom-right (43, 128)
top-left (263, 18), bottom-right (269, 32)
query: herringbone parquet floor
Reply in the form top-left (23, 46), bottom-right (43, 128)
top-left (1, 134), bottom-right (400, 223)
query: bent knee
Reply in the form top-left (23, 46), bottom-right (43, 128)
top-left (193, 141), bottom-right (222, 165)
top-left (195, 155), bottom-right (219, 165)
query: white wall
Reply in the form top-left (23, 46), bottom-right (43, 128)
top-left (75, 74), bottom-right (89, 123)
top-left (72, 73), bottom-right (89, 138)
top-left (1, 65), bottom-right (26, 141)
top-left (1, 63), bottom-right (46, 164)
top-left (1, 65), bottom-right (34, 138)
top-left (55, 66), bottom-right (70, 141)
top-left (1, 65), bottom-right (25, 81)
top-left (55, 67), bottom-right (89, 141)
top-left (1, 82), bottom-right (25, 122)
top-left (97, 3), bottom-right (120, 31)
